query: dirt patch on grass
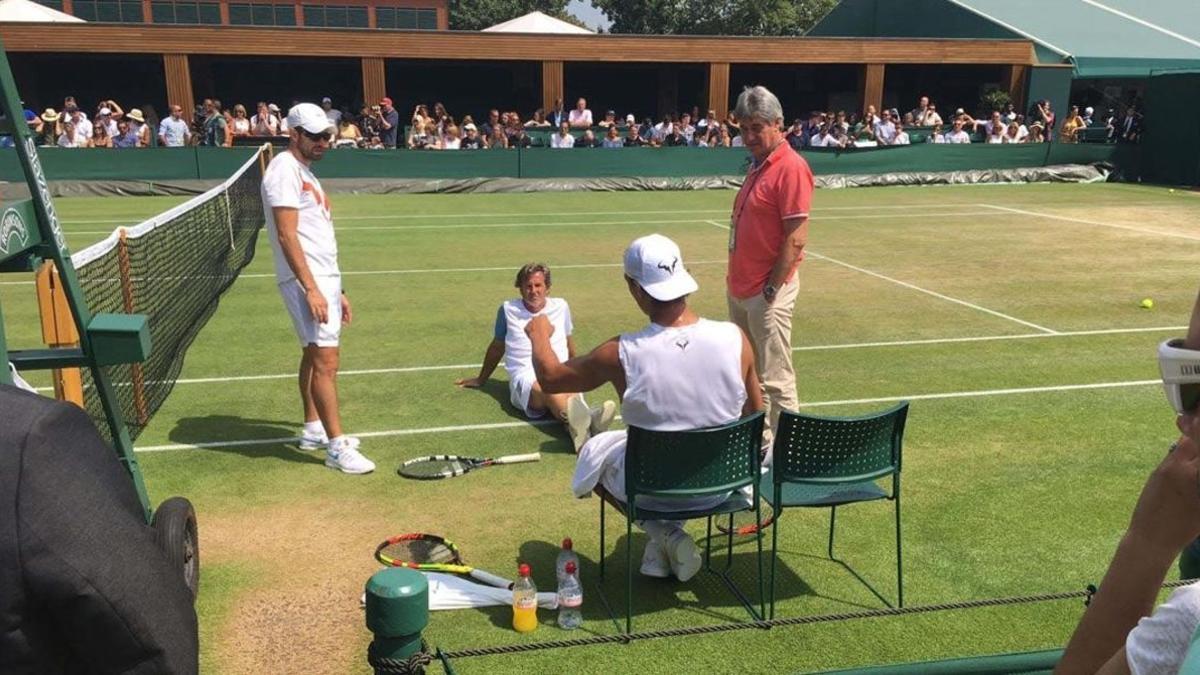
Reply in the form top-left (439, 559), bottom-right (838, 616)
top-left (203, 498), bottom-right (384, 674)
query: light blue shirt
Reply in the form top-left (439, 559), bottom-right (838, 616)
top-left (158, 117), bottom-right (190, 147)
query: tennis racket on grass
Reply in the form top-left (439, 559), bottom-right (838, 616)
top-left (375, 533), bottom-right (512, 589)
top-left (397, 452), bottom-right (541, 480)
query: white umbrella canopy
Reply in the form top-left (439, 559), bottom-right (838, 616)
top-left (483, 10), bottom-right (592, 34)
top-left (0, 0), bottom-right (85, 22)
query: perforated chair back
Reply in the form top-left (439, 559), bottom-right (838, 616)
top-left (625, 412), bottom-right (765, 505)
top-left (772, 403), bottom-right (908, 485)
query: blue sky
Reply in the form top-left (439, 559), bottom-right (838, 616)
top-left (566, 0), bottom-right (612, 31)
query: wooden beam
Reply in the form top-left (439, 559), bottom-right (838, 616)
top-left (707, 62), bottom-right (729, 120)
top-left (0, 25), bottom-right (1038, 65)
top-left (1005, 64), bottom-right (1029, 113)
top-left (860, 63), bottom-right (884, 114)
top-left (163, 53), bottom-right (194, 120)
top-left (361, 57), bottom-right (386, 107)
top-left (542, 60), bottom-right (562, 113)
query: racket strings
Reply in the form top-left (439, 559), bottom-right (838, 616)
top-left (380, 540), bottom-right (461, 565)
top-left (401, 458), bottom-right (467, 478)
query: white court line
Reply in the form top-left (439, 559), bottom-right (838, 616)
top-left (32, 325), bottom-right (1183, 393)
top-left (978, 204), bottom-right (1200, 242)
top-left (704, 219), bottom-right (1057, 334)
top-left (58, 203), bottom-right (1025, 225)
top-left (792, 325), bottom-right (1185, 351)
top-left (134, 378), bottom-right (1160, 452)
top-left (64, 211), bottom-right (1005, 236)
top-left (809, 251), bottom-right (1059, 334)
top-left (0, 257), bottom-right (724, 283)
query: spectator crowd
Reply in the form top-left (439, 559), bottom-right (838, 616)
top-left (25, 91), bottom-right (1145, 151)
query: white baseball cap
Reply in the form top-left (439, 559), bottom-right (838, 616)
top-left (287, 103), bottom-right (334, 134)
top-left (623, 234), bottom-right (698, 302)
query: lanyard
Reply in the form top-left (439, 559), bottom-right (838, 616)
top-left (729, 148), bottom-right (774, 251)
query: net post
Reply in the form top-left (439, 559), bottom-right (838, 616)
top-left (116, 229), bottom-right (149, 427)
top-left (35, 261), bottom-right (83, 406)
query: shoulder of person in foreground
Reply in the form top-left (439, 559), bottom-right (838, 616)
top-left (2, 385), bottom-right (199, 674)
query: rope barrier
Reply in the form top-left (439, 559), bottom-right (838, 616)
top-left (439, 579), bottom-right (1196, 660)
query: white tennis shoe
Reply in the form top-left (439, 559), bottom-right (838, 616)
top-left (325, 436), bottom-right (375, 475)
top-left (640, 539), bottom-right (671, 578)
top-left (590, 400), bottom-right (617, 435)
top-left (665, 530), bottom-right (703, 582)
top-left (566, 395), bottom-right (592, 452)
top-left (298, 429), bottom-right (329, 451)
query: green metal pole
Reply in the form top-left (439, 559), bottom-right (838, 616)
top-left (0, 302), bottom-right (10, 386)
top-left (0, 38), bottom-right (152, 520)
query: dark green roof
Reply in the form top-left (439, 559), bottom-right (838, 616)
top-left (809, 0), bottom-right (1200, 78)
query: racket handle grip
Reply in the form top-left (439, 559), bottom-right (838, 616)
top-left (471, 569), bottom-right (514, 589)
top-left (494, 452), bottom-right (541, 465)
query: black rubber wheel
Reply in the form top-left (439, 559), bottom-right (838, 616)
top-left (153, 496), bottom-right (199, 602)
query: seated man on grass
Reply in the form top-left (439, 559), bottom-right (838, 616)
top-left (526, 235), bottom-right (762, 581)
top-left (456, 263), bottom-right (615, 451)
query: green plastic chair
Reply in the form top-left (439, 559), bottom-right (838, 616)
top-left (765, 402), bottom-right (909, 617)
top-left (597, 411), bottom-right (766, 633)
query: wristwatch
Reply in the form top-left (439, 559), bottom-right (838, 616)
top-left (763, 283), bottom-right (778, 301)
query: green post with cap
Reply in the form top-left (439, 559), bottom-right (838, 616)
top-left (365, 568), bottom-right (430, 674)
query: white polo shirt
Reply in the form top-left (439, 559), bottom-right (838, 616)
top-left (495, 297), bottom-right (572, 378)
top-left (568, 109), bottom-right (592, 127)
top-left (945, 130), bottom-right (971, 144)
top-left (261, 150), bottom-right (339, 283)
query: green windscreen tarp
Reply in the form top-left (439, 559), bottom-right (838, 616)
top-left (1141, 70), bottom-right (1200, 186)
top-left (3, 143), bottom-right (1122, 183)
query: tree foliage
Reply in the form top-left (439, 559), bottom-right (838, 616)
top-left (448, 0), bottom-right (586, 32)
top-left (591, 0), bottom-right (838, 36)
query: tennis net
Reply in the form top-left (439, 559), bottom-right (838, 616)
top-left (71, 145), bottom-right (270, 442)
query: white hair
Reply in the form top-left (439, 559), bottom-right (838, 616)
top-left (734, 85), bottom-right (784, 124)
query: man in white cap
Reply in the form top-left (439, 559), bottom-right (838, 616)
top-left (260, 102), bottom-right (375, 474)
top-left (526, 234), bottom-right (762, 581)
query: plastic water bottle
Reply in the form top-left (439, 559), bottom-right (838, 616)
top-left (556, 538), bottom-right (580, 585)
top-left (512, 563), bottom-right (538, 633)
top-left (557, 561), bottom-right (583, 630)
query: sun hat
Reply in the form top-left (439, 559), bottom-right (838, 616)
top-left (127, 108), bottom-right (145, 123)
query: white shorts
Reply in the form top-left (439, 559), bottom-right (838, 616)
top-left (508, 368), bottom-right (546, 419)
top-left (279, 276), bottom-right (342, 348)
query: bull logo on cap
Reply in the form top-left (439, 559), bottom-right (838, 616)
top-left (656, 257), bottom-right (678, 275)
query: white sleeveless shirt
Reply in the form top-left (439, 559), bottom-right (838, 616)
top-left (618, 318), bottom-right (746, 431)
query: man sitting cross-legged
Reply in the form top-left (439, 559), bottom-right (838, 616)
top-left (526, 235), bottom-right (763, 581)
top-left (456, 263), bottom-right (616, 451)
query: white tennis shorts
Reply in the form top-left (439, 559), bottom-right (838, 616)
top-left (279, 275), bottom-right (342, 348)
top-left (508, 368), bottom-right (546, 419)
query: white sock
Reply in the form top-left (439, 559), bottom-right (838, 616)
top-left (327, 435), bottom-right (346, 453)
top-left (303, 420), bottom-right (326, 437)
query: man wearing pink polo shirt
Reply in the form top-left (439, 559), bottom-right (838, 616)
top-left (726, 85), bottom-right (814, 446)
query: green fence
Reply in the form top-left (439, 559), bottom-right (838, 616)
top-left (2, 143), bottom-right (1122, 183)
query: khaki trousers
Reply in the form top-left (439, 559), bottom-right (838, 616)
top-left (727, 278), bottom-right (799, 447)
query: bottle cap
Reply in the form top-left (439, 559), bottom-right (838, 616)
top-left (562, 537), bottom-right (573, 550)
top-left (518, 563), bottom-right (531, 577)
top-left (565, 561), bottom-right (576, 574)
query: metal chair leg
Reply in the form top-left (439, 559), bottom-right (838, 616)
top-left (828, 505), bottom-right (837, 559)
top-left (770, 507), bottom-right (779, 620)
top-left (755, 499), bottom-right (765, 620)
top-left (625, 514), bottom-right (633, 634)
top-left (895, 494), bottom-right (904, 608)
top-left (599, 497), bottom-right (606, 581)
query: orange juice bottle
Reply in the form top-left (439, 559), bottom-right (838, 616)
top-left (512, 563), bottom-right (538, 632)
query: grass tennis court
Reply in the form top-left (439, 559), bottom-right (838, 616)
top-left (3, 181), bottom-right (1199, 673)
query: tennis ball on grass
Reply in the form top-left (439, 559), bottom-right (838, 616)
top-left (1170, 189), bottom-right (1176, 193)
top-left (1141, 298), bottom-right (1155, 309)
